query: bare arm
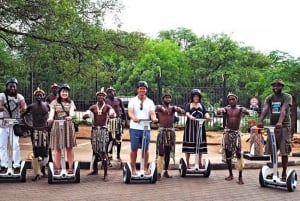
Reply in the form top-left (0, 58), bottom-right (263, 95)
top-left (19, 99), bottom-right (27, 113)
top-left (257, 104), bottom-right (270, 127)
top-left (150, 110), bottom-right (158, 122)
top-left (0, 100), bottom-right (4, 112)
top-left (276, 103), bottom-right (289, 128)
top-left (128, 107), bottom-right (138, 122)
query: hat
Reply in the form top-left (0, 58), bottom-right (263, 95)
top-left (137, 81), bottom-right (148, 89)
top-left (162, 92), bottom-right (172, 99)
top-left (51, 83), bottom-right (59, 88)
top-left (227, 92), bottom-right (238, 100)
top-left (33, 87), bottom-right (45, 96)
top-left (6, 77), bottom-right (18, 86)
top-left (271, 79), bottom-right (285, 86)
top-left (106, 86), bottom-right (115, 92)
top-left (96, 87), bottom-right (107, 96)
top-left (59, 83), bottom-right (70, 92)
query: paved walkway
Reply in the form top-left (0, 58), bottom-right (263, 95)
top-left (18, 129), bottom-right (300, 170)
top-left (0, 130), bottom-right (299, 201)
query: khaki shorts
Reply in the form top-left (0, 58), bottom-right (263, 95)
top-left (265, 127), bottom-right (291, 156)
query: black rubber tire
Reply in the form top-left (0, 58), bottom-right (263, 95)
top-left (179, 158), bottom-right (187, 177)
top-left (123, 163), bottom-right (131, 184)
top-left (287, 170), bottom-right (297, 192)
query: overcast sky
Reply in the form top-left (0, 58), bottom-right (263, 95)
top-left (105, 0), bottom-right (300, 58)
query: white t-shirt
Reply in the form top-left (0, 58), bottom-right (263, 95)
top-left (128, 96), bottom-right (155, 130)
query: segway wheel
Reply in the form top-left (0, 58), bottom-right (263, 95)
top-left (259, 169), bottom-right (266, 187)
top-left (75, 164), bottom-right (80, 183)
top-left (203, 161), bottom-right (211, 178)
top-left (48, 167), bottom-right (53, 184)
top-left (150, 167), bottom-right (158, 184)
top-left (287, 170), bottom-right (297, 192)
top-left (123, 163), bottom-right (131, 184)
top-left (20, 167), bottom-right (26, 182)
top-left (179, 158), bottom-right (187, 177)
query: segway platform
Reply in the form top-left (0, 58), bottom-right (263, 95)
top-left (259, 126), bottom-right (297, 192)
top-left (0, 118), bottom-right (27, 182)
top-left (122, 120), bottom-right (157, 184)
top-left (47, 120), bottom-right (80, 184)
top-left (178, 119), bottom-right (211, 177)
top-left (48, 161), bottom-right (80, 184)
top-left (0, 160), bottom-right (26, 182)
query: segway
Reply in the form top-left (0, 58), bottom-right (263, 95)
top-left (0, 118), bottom-right (26, 182)
top-left (179, 119), bottom-right (211, 177)
top-left (123, 120), bottom-right (157, 184)
top-left (48, 120), bottom-right (80, 184)
top-left (259, 126), bottom-right (297, 192)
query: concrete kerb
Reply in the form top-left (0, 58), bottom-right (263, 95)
top-left (22, 135), bottom-right (300, 171)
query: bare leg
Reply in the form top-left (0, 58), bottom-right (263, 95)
top-left (281, 155), bottom-right (288, 180)
top-left (236, 151), bottom-right (244, 184)
top-left (101, 152), bottom-right (109, 182)
top-left (130, 150), bottom-right (137, 174)
top-left (163, 146), bottom-right (172, 178)
top-left (144, 151), bottom-right (150, 174)
top-left (225, 149), bottom-right (233, 181)
top-left (66, 148), bottom-right (74, 173)
top-left (185, 153), bottom-right (190, 168)
top-left (54, 149), bottom-right (61, 174)
top-left (199, 154), bottom-right (203, 168)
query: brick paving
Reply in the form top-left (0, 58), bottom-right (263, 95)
top-left (1, 128), bottom-right (300, 200)
top-left (0, 168), bottom-right (299, 201)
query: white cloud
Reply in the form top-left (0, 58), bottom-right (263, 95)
top-left (106, 0), bottom-right (300, 57)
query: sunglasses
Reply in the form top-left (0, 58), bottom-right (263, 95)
top-left (140, 102), bottom-right (143, 110)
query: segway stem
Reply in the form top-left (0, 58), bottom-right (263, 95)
top-left (57, 120), bottom-right (66, 171)
top-left (265, 126), bottom-right (277, 179)
top-left (194, 119), bottom-right (205, 169)
top-left (139, 120), bottom-right (151, 176)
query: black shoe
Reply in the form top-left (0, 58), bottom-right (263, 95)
top-left (163, 171), bottom-right (172, 178)
top-left (32, 174), bottom-right (42, 181)
top-left (14, 167), bottom-right (20, 174)
top-left (0, 167), bottom-right (8, 173)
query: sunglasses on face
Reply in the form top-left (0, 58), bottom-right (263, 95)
top-left (140, 102), bottom-right (143, 110)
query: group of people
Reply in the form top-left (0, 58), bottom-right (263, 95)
top-left (0, 78), bottom-right (293, 185)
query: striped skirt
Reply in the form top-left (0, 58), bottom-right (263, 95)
top-left (50, 120), bottom-right (76, 150)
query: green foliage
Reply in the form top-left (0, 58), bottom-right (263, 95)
top-left (0, 0), bottom-right (300, 107)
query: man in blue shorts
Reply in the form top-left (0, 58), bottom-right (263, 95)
top-left (127, 81), bottom-right (158, 175)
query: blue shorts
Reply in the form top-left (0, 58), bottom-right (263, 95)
top-left (129, 129), bottom-right (150, 151)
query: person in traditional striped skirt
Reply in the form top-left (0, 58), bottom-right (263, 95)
top-left (182, 89), bottom-right (211, 169)
top-left (47, 84), bottom-right (77, 175)
top-left (83, 88), bottom-right (116, 181)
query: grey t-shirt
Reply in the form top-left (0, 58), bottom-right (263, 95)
top-left (0, 93), bottom-right (25, 118)
top-left (264, 92), bottom-right (292, 127)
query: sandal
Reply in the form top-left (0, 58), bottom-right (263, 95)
top-left (68, 169), bottom-right (74, 174)
top-left (54, 169), bottom-right (61, 175)
top-left (225, 175), bottom-right (234, 181)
